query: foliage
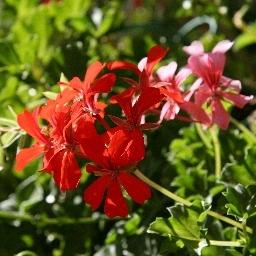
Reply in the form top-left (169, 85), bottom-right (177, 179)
top-left (0, 0), bottom-right (256, 255)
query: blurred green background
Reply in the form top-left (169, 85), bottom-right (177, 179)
top-left (0, 0), bottom-right (256, 255)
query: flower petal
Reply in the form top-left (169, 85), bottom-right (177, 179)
top-left (212, 40), bottom-right (233, 53)
top-left (17, 110), bottom-right (48, 144)
top-left (119, 172), bottom-right (151, 204)
top-left (180, 102), bottom-right (211, 125)
top-left (212, 99), bottom-right (230, 130)
top-left (51, 150), bottom-right (81, 191)
top-left (156, 62), bottom-right (178, 82)
top-left (104, 180), bottom-right (128, 218)
top-left (15, 145), bottom-right (45, 171)
top-left (108, 128), bottom-right (145, 169)
top-left (107, 61), bottom-right (140, 75)
top-left (79, 132), bottom-right (110, 168)
top-left (183, 41), bottom-right (204, 56)
top-left (89, 73), bottom-right (116, 94)
top-left (133, 86), bottom-right (163, 123)
top-left (83, 61), bottom-right (104, 90)
top-left (84, 175), bottom-right (110, 210)
top-left (110, 87), bottom-right (135, 121)
top-left (146, 45), bottom-right (168, 74)
top-left (220, 92), bottom-right (253, 108)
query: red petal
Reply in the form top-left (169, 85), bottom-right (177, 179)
top-left (83, 61), bottom-right (104, 90)
top-left (69, 77), bottom-right (83, 90)
top-left (146, 45), bottom-right (168, 74)
top-left (119, 172), bottom-right (151, 204)
top-left (160, 87), bottom-right (184, 104)
top-left (107, 61), bottom-right (140, 75)
top-left (104, 180), bottom-right (128, 218)
top-left (15, 145), bottom-right (45, 171)
top-left (89, 73), bottom-right (116, 94)
top-left (108, 128), bottom-right (145, 168)
top-left (84, 175), bottom-right (110, 210)
top-left (17, 110), bottom-right (48, 144)
top-left (133, 87), bottom-right (163, 124)
top-left (110, 87), bottom-right (135, 121)
top-left (51, 150), bottom-right (81, 191)
top-left (79, 133), bottom-right (110, 168)
top-left (212, 99), bottom-right (230, 130)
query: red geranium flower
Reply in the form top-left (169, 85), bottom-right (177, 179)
top-left (81, 127), bottom-right (151, 218)
top-left (16, 99), bottom-right (96, 191)
top-left (61, 61), bottom-right (116, 124)
top-left (110, 73), bottom-right (163, 130)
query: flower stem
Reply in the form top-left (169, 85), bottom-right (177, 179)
top-left (209, 126), bottom-right (221, 178)
top-left (0, 210), bottom-right (104, 226)
top-left (209, 240), bottom-right (243, 247)
top-left (195, 124), bottom-right (212, 150)
top-left (134, 169), bottom-right (192, 207)
top-left (134, 170), bottom-right (253, 234)
top-left (230, 117), bottom-right (256, 143)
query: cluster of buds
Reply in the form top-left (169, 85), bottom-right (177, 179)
top-left (16, 41), bottom-right (253, 218)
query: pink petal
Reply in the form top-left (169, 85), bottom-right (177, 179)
top-left (119, 172), bottom-right (151, 204)
top-left (160, 101), bottom-right (180, 121)
top-left (104, 180), bottom-right (128, 218)
top-left (194, 84), bottom-right (212, 106)
top-left (184, 78), bottom-right (203, 101)
top-left (212, 99), bottom-right (230, 130)
top-left (156, 62), bottom-right (177, 82)
top-left (220, 92), bottom-right (253, 108)
top-left (138, 57), bottom-right (147, 72)
top-left (220, 76), bottom-right (241, 91)
top-left (188, 53), bottom-right (226, 88)
top-left (175, 67), bottom-right (192, 86)
top-left (183, 41), bottom-right (204, 56)
top-left (212, 40), bottom-right (233, 53)
top-left (180, 102), bottom-right (211, 125)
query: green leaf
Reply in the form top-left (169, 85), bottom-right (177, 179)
top-left (43, 91), bottom-right (58, 100)
top-left (148, 201), bottom-right (207, 249)
top-left (224, 184), bottom-right (256, 220)
top-left (93, 2), bottom-right (120, 37)
top-left (1, 131), bottom-right (21, 148)
top-left (234, 23), bottom-right (256, 50)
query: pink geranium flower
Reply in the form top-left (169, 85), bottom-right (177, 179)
top-left (184, 40), bottom-right (253, 129)
top-left (155, 61), bottom-right (210, 125)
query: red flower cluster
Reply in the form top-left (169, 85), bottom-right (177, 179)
top-left (16, 42), bottom-right (252, 217)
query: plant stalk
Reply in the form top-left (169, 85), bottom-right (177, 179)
top-left (209, 126), bottom-right (221, 178)
top-left (230, 117), bottom-right (256, 143)
top-left (134, 170), bottom-right (252, 234)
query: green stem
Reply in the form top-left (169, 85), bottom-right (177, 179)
top-left (209, 126), bottom-right (221, 178)
top-left (230, 117), bottom-right (256, 143)
top-left (134, 170), bottom-right (253, 234)
top-left (0, 210), bottom-right (103, 226)
top-left (135, 169), bottom-right (192, 207)
top-left (195, 123), bottom-right (212, 150)
top-left (209, 240), bottom-right (243, 247)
